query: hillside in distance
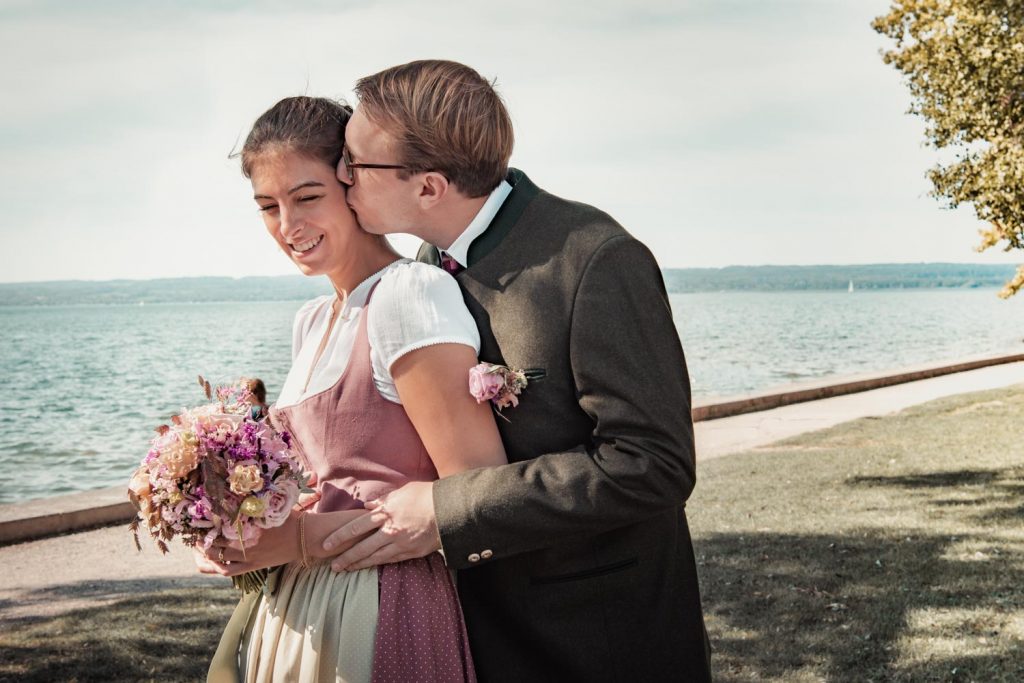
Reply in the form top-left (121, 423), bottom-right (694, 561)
top-left (0, 263), bottom-right (1019, 306)
top-left (661, 263), bottom-right (1020, 292)
top-left (0, 276), bottom-right (337, 306)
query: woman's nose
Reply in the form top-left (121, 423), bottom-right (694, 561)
top-left (279, 208), bottom-right (302, 240)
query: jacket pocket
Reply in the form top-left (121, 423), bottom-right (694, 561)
top-left (530, 557), bottom-right (638, 585)
top-left (522, 368), bottom-right (546, 382)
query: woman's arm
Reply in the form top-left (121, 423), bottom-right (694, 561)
top-left (312, 343), bottom-right (507, 570)
top-left (391, 342), bottom-right (507, 477)
top-left (197, 343), bottom-right (503, 577)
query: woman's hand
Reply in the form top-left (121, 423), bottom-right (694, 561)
top-left (196, 513), bottom-right (301, 577)
top-left (193, 507), bottom-right (376, 577)
top-left (193, 471), bottom-right (320, 578)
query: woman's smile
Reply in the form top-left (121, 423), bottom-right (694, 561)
top-left (290, 234), bottom-right (324, 258)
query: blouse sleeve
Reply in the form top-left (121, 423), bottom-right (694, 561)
top-left (367, 262), bottom-right (480, 382)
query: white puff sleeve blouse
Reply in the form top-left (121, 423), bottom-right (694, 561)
top-left (275, 259), bottom-right (480, 408)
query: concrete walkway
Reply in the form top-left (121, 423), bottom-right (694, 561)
top-left (3, 361), bottom-right (1023, 622)
top-left (696, 360), bottom-right (1024, 459)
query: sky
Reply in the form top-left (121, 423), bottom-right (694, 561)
top-left (1, 0), bottom-right (1019, 283)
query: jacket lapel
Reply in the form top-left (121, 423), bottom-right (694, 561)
top-left (416, 168), bottom-right (539, 267)
top-left (466, 169), bottom-right (537, 267)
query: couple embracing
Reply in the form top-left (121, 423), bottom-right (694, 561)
top-left (196, 59), bottom-right (712, 682)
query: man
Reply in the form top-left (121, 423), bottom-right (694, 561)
top-left (326, 59), bottom-right (712, 681)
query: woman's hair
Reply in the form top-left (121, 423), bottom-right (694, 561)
top-left (239, 96), bottom-right (353, 178)
top-left (354, 60), bottom-right (514, 198)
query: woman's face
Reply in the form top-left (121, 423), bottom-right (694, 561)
top-left (250, 151), bottom-right (361, 278)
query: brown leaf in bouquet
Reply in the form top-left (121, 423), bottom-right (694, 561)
top-left (200, 456), bottom-right (238, 523)
top-left (128, 518), bottom-right (142, 551)
top-left (198, 374), bottom-right (213, 401)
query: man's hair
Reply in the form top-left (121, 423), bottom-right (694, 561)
top-left (239, 96), bottom-right (353, 178)
top-left (354, 60), bottom-right (514, 198)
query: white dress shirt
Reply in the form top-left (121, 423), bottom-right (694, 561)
top-left (439, 180), bottom-right (513, 268)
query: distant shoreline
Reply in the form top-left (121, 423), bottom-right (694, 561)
top-left (0, 287), bottom-right (1012, 310)
top-left (0, 263), bottom-right (1019, 306)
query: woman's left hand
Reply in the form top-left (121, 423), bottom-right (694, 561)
top-left (197, 513), bottom-right (301, 577)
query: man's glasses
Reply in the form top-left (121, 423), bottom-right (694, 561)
top-left (339, 144), bottom-right (409, 183)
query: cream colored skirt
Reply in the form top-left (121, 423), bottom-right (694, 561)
top-left (210, 562), bottom-right (379, 683)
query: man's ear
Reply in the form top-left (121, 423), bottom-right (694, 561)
top-left (418, 172), bottom-right (450, 209)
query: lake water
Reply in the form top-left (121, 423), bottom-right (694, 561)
top-left (1, 289), bottom-right (1021, 503)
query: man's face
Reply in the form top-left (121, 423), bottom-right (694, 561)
top-left (338, 106), bottom-right (419, 236)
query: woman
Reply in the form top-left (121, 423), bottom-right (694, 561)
top-left (195, 96), bottom-right (506, 682)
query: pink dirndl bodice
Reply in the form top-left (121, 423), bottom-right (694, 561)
top-left (270, 286), bottom-right (476, 683)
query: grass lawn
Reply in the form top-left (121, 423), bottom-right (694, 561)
top-left (689, 383), bottom-right (1024, 682)
top-left (0, 586), bottom-right (236, 682)
top-left (1, 384), bottom-right (1022, 681)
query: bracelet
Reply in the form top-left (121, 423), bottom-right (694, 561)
top-left (298, 511), bottom-right (311, 569)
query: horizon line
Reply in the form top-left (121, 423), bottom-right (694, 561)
top-left (1, 261), bottom-right (1020, 287)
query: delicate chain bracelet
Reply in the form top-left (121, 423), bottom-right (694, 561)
top-left (298, 511), bottom-right (311, 568)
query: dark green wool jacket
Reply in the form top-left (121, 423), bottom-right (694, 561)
top-left (421, 170), bottom-right (711, 682)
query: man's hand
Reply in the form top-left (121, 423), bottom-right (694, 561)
top-left (324, 481), bottom-right (441, 572)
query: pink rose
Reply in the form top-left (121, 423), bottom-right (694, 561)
top-left (469, 364), bottom-right (504, 403)
top-left (201, 526), bottom-right (221, 551)
top-left (255, 479), bottom-right (300, 529)
top-left (221, 517), bottom-right (262, 545)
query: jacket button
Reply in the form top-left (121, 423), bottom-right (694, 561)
top-left (480, 549), bottom-right (493, 560)
top-left (468, 553), bottom-right (481, 563)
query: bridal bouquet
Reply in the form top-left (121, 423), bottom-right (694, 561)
top-left (128, 376), bottom-right (302, 591)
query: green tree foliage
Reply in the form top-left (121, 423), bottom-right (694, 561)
top-left (873, 0), bottom-right (1024, 297)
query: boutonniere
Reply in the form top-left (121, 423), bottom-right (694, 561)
top-left (468, 363), bottom-right (544, 415)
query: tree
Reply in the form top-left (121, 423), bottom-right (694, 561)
top-left (873, 0), bottom-right (1024, 297)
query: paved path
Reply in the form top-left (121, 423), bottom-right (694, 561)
top-left (695, 361), bottom-right (1024, 459)
top-left (0, 524), bottom-right (219, 621)
top-left (3, 362), bottom-right (1023, 622)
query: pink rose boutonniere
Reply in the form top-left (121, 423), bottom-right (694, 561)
top-left (469, 363), bottom-right (544, 413)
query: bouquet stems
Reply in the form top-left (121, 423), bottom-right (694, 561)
top-left (233, 568), bottom-right (271, 593)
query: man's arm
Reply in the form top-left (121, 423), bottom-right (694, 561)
top-left (432, 235), bottom-right (695, 567)
top-left (327, 235), bottom-right (695, 570)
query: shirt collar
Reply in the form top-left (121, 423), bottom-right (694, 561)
top-left (440, 180), bottom-right (513, 267)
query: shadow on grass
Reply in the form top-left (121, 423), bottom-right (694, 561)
top-left (0, 582), bottom-right (236, 682)
top-left (0, 576), bottom-right (223, 626)
top-left (698, 530), bottom-right (1023, 682)
top-left (848, 469), bottom-right (1001, 488)
top-left (848, 465), bottom-right (1024, 527)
